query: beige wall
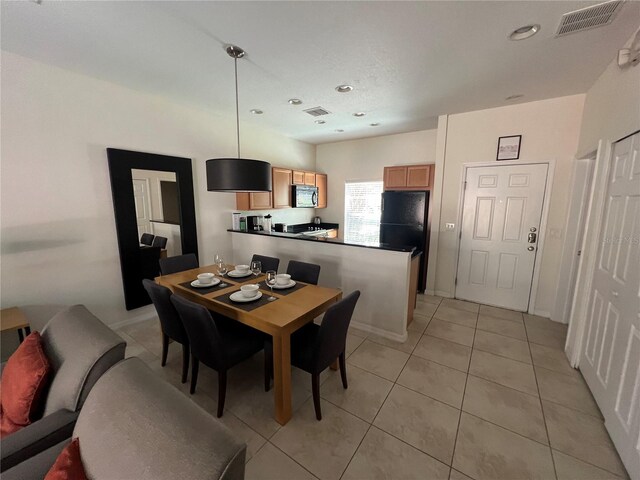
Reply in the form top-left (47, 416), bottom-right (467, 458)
top-left (434, 95), bottom-right (586, 317)
top-left (0, 52), bottom-right (315, 326)
top-left (315, 129), bottom-right (438, 236)
top-left (578, 29), bottom-right (640, 157)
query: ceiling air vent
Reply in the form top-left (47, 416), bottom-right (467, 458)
top-left (303, 107), bottom-right (331, 117)
top-left (556, 0), bottom-right (624, 37)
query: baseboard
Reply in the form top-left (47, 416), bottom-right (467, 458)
top-left (434, 290), bottom-right (453, 298)
top-left (350, 320), bottom-right (408, 342)
top-left (109, 309), bottom-right (156, 330)
top-left (530, 309), bottom-right (551, 319)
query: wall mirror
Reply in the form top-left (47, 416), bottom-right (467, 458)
top-left (107, 148), bottom-right (198, 310)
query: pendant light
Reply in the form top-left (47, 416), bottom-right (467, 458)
top-left (206, 45), bottom-right (272, 192)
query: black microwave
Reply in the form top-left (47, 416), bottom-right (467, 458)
top-left (292, 185), bottom-right (318, 208)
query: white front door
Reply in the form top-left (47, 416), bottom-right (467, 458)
top-left (580, 132), bottom-right (640, 478)
top-left (456, 163), bottom-right (548, 311)
top-left (133, 179), bottom-right (152, 239)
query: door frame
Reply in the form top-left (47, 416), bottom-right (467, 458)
top-left (453, 159), bottom-right (555, 315)
top-left (552, 156), bottom-right (596, 325)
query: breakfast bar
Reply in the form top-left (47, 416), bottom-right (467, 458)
top-left (229, 229), bottom-right (420, 341)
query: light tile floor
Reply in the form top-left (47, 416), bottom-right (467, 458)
top-left (116, 295), bottom-right (629, 480)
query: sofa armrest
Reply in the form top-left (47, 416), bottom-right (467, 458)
top-left (0, 409), bottom-right (78, 472)
top-left (2, 439), bottom-right (68, 480)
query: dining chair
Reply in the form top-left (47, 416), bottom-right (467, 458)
top-left (152, 235), bottom-right (168, 249)
top-left (269, 290), bottom-right (360, 420)
top-left (159, 253), bottom-right (199, 275)
top-left (142, 279), bottom-right (190, 384)
top-left (140, 232), bottom-right (155, 246)
top-left (251, 254), bottom-right (280, 273)
top-left (170, 295), bottom-right (269, 418)
top-left (286, 260), bottom-right (321, 285)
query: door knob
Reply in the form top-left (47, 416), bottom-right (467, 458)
top-left (528, 232), bottom-right (537, 243)
top-left (527, 246), bottom-right (535, 251)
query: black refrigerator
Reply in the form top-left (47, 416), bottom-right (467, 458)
top-left (380, 191), bottom-right (430, 292)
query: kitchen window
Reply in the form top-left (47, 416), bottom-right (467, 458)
top-left (344, 181), bottom-right (383, 246)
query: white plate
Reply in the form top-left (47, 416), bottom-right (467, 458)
top-left (272, 280), bottom-right (297, 290)
top-left (229, 291), bottom-right (263, 303)
top-left (191, 278), bottom-right (221, 288)
top-left (227, 270), bottom-right (253, 278)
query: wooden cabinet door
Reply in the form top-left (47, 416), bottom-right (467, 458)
top-left (406, 165), bottom-right (431, 188)
top-left (249, 192), bottom-right (272, 210)
top-left (273, 167), bottom-right (292, 208)
top-left (304, 172), bottom-right (316, 186)
top-left (292, 170), bottom-right (305, 185)
top-left (384, 166), bottom-right (407, 189)
top-left (315, 173), bottom-right (327, 209)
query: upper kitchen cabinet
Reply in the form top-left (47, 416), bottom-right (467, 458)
top-left (292, 170), bottom-right (305, 185)
top-left (383, 164), bottom-right (434, 191)
top-left (272, 167), bottom-right (293, 208)
top-left (304, 172), bottom-right (316, 186)
top-left (292, 170), bottom-right (316, 186)
top-left (315, 173), bottom-right (327, 209)
top-left (236, 191), bottom-right (273, 210)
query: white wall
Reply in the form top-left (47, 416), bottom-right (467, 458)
top-left (434, 95), bottom-right (586, 317)
top-left (578, 29), bottom-right (640, 157)
top-left (315, 129), bottom-right (438, 235)
top-left (0, 52), bottom-right (315, 326)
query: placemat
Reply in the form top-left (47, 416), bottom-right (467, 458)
top-left (179, 280), bottom-right (231, 295)
top-left (214, 290), bottom-right (276, 311)
top-left (258, 280), bottom-right (308, 296)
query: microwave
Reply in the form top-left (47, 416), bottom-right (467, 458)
top-left (292, 185), bottom-right (318, 208)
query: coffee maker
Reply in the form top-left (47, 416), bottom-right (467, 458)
top-left (246, 215), bottom-right (263, 231)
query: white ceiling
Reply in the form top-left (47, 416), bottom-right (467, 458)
top-left (2, 1), bottom-right (638, 145)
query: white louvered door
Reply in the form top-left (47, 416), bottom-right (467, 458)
top-left (456, 164), bottom-right (548, 311)
top-left (581, 132), bottom-right (640, 479)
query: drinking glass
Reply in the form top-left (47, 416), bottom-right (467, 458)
top-left (266, 270), bottom-right (277, 301)
top-left (217, 260), bottom-right (228, 288)
top-left (251, 260), bottom-right (262, 277)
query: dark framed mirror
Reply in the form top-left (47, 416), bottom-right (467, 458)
top-left (107, 148), bottom-right (198, 310)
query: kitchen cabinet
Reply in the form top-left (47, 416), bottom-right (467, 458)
top-left (272, 167), bottom-right (293, 208)
top-left (304, 172), bottom-right (316, 186)
top-left (383, 164), bottom-right (433, 191)
top-left (235, 191), bottom-right (273, 210)
top-left (315, 173), bottom-right (327, 209)
top-left (292, 170), bottom-right (305, 185)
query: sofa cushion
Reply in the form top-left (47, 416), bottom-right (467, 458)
top-left (0, 332), bottom-right (51, 431)
top-left (40, 305), bottom-right (125, 415)
top-left (74, 358), bottom-right (246, 480)
top-left (0, 402), bottom-right (23, 437)
top-left (44, 438), bottom-right (87, 480)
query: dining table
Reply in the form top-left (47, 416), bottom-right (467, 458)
top-left (156, 263), bottom-right (342, 425)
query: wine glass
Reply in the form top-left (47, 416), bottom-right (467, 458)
top-left (266, 270), bottom-right (277, 301)
top-left (251, 260), bottom-right (262, 278)
top-left (217, 259), bottom-right (228, 287)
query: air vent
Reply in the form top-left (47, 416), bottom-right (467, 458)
top-left (556, 0), bottom-right (624, 37)
top-left (303, 107), bottom-right (331, 117)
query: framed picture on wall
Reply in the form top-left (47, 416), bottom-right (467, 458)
top-left (496, 135), bottom-right (522, 160)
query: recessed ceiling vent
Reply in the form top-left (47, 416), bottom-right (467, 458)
top-left (303, 107), bottom-right (331, 117)
top-left (556, 0), bottom-right (624, 37)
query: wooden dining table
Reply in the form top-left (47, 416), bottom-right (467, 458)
top-left (156, 264), bottom-right (342, 425)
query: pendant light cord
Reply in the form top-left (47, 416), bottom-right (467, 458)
top-left (234, 56), bottom-right (240, 158)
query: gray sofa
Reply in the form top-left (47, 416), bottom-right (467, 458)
top-left (3, 357), bottom-right (247, 480)
top-left (1, 305), bottom-right (126, 471)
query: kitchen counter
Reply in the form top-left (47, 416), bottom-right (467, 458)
top-left (227, 229), bottom-right (416, 253)
top-left (229, 229), bottom-right (420, 341)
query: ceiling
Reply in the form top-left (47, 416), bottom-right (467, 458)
top-left (2, 1), bottom-right (638, 145)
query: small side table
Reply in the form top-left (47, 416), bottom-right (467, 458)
top-left (1, 307), bottom-right (31, 343)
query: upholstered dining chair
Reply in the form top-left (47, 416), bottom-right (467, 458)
top-left (269, 290), bottom-right (360, 420)
top-left (286, 260), bottom-right (321, 285)
top-left (152, 235), bottom-right (168, 249)
top-left (142, 279), bottom-right (190, 384)
top-left (140, 232), bottom-right (155, 246)
top-left (159, 253), bottom-right (199, 275)
top-left (251, 254), bottom-right (280, 273)
top-left (170, 295), bottom-right (269, 418)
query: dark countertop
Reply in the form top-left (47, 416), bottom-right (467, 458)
top-left (227, 229), bottom-right (416, 253)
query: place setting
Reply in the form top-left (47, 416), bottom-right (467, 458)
top-left (215, 283), bottom-right (276, 311)
top-left (259, 272), bottom-right (307, 296)
top-left (179, 272), bottom-right (224, 294)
